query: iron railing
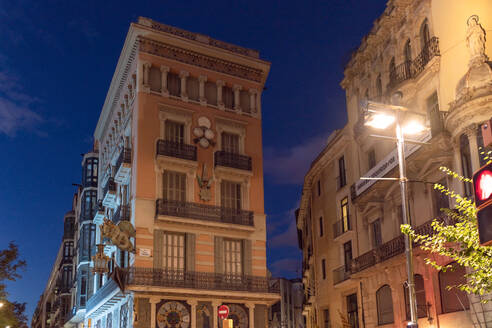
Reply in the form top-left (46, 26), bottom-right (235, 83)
top-left (113, 205), bottom-right (131, 224)
top-left (333, 265), bottom-right (351, 285)
top-left (103, 177), bottom-right (116, 199)
top-left (333, 216), bottom-right (352, 238)
top-left (127, 268), bottom-right (279, 293)
top-left (388, 37), bottom-right (440, 89)
top-left (156, 199), bottom-right (254, 226)
top-left (86, 279), bottom-right (119, 313)
top-left (116, 147), bottom-right (131, 172)
top-left (156, 139), bottom-right (197, 161)
top-left (214, 151), bottom-right (252, 171)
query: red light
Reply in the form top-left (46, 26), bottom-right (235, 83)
top-left (476, 170), bottom-right (492, 201)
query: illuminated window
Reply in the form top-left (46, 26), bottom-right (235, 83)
top-left (341, 197), bottom-right (350, 232)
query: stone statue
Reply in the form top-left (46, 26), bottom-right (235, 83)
top-left (466, 15), bottom-right (487, 64)
top-left (100, 218), bottom-right (136, 253)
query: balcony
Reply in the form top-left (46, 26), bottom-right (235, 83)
top-left (156, 139), bottom-right (197, 161)
top-left (93, 200), bottom-right (105, 224)
top-left (214, 151), bottom-right (252, 171)
top-left (333, 216), bottom-right (352, 238)
top-left (102, 177), bottom-right (116, 207)
top-left (86, 279), bottom-right (123, 315)
top-left (115, 148), bottom-right (131, 184)
top-left (113, 205), bottom-right (131, 224)
top-left (156, 199), bottom-right (254, 226)
top-left (333, 265), bottom-right (351, 285)
top-left (351, 215), bottom-right (457, 274)
top-left (127, 268), bottom-right (279, 294)
top-left (388, 37), bottom-right (440, 90)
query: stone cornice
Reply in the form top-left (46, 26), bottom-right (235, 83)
top-left (138, 36), bottom-right (264, 83)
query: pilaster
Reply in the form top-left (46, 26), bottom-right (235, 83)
top-left (465, 124), bottom-right (481, 172)
top-left (149, 297), bottom-right (161, 328)
top-left (217, 80), bottom-right (225, 110)
top-left (249, 89), bottom-right (257, 113)
top-left (233, 84), bottom-right (242, 111)
top-left (212, 300), bottom-right (221, 328)
top-left (199, 75), bottom-right (207, 106)
top-left (160, 65), bottom-right (170, 97)
top-left (142, 61), bottom-right (151, 93)
top-left (245, 303), bottom-right (255, 328)
top-left (180, 70), bottom-right (189, 102)
top-left (187, 299), bottom-right (198, 328)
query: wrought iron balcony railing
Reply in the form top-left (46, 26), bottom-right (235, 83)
top-left (103, 177), bottom-right (116, 199)
top-left (333, 265), bottom-right (351, 285)
top-left (127, 268), bottom-right (279, 293)
top-left (333, 216), bottom-right (352, 238)
top-left (156, 139), bottom-right (197, 161)
top-left (115, 147), bottom-right (131, 173)
top-left (214, 151), bottom-right (252, 171)
top-left (156, 199), bottom-right (254, 226)
top-left (113, 205), bottom-right (131, 224)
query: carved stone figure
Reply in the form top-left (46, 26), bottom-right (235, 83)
top-left (100, 218), bottom-right (136, 253)
top-left (466, 15), bottom-right (487, 64)
top-left (197, 163), bottom-right (213, 201)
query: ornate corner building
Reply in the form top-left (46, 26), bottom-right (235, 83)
top-left (33, 17), bottom-right (279, 328)
top-left (297, 1), bottom-right (492, 328)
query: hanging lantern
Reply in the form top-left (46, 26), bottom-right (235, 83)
top-left (92, 244), bottom-right (110, 274)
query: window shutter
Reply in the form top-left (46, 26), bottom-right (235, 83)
top-left (186, 233), bottom-right (195, 272)
top-left (214, 236), bottom-right (224, 274)
top-left (242, 239), bottom-right (252, 276)
top-left (153, 230), bottom-right (163, 269)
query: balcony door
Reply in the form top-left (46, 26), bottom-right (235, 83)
top-left (163, 171), bottom-right (186, 202)
top-left (222, 132), bottom-right (240, 154)
top-left (165, 120), bottom-right (184, 144)
top-left (162, 232), bottom-right (185, 280)
top-left (224, 239), bottom-right (243, 285)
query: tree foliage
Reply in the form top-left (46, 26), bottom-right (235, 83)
top-left (401, 164), bottom-right (492, 298)
top-left (0, 242), bottom-right (27, 328)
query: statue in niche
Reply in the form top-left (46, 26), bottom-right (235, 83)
top-left (466, 15), bottom-right (487, 63)
top-left (197, 163), bottom-right (213, 202)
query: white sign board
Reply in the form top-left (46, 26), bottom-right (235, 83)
top-left (354, 131), bottom-right (432, 197)
top-left (139, 248), bottom-right (151, 257)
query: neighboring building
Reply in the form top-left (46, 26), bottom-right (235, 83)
top-left (31, 209), bottom-right (76, 328)
top-left (33, 16), bottom-right (279, 328)
top-left (297, 1), bottom-right (492, 328)
top-left (269, 278), bottom-right (304, 328)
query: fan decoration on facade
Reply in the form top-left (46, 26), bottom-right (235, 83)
top-left (193, 116), bottom-right (215, 149)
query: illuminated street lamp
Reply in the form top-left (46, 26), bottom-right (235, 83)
top-left (0, 302), bottom-right (4, 308)
top-left (362, 92), bottom-right (427, 328)
top-left (92, 244), bottom-right (110, 275)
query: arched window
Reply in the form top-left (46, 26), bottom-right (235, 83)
top-left (376, 74), bottom-right (382, 99)
top-left (376, 285), bottom-right (394, 325)
top-left (420, 19), bottom-right (431, 49)
top-left (439, 262), bottom-right (470, 313)
top-left (404, 274), bottom-right (427, 319)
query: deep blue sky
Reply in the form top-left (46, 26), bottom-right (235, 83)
top-left (0, 0), bottom-right (387, 322)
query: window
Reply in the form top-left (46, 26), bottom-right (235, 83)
top-left (376, 285), bottom-right (394, 325)
top-left (223, 86), bottom-right (234, 109)
top-left (321, 259), bottom-right (326, 280)
top-left (162, 171), bottom-right (186, 202)
top-left (346, 293), bottom-right (359, 328)
top-left (338, 156), bottom-right (346, 188)
top-left (62, 266), bottom-right (72, 289)
top-left (187, 76), bottom-right (199, 101)
top-left (224, 239), bottom-right (242, 275)
top-left (319, 217), bottom-right (324, 237)
top-left (63, 241), bottom-right (74, 261)
top-left (460, 134), bottom-right (473, 197)
top-left (439, 262), bottom-right (470, 313)
top-left (162, 232), bottom-right (185, 271)
top-left (81, 190), bottom-right (97, 221)
top-left (83, 157), bottom-right (98, 187)
top-left (427, 92), bottom-right (442, 136)
top-left (323, 309), bottom-right (330, 328)
top-left (317, 180), bottom-right (322, 196)
top-left (221, 180), bottom-right (241, 209)
top-left (165, 121), bottom-right (184, 144)
top-left (205, 81), bottom-right (217, 105)
top-left (368, 149), bottom-right (376, 170)
top-left (240, 90), bottom-right (250, 113)
top-left (371, 219), bottom-right (382, 248)
top-left (376, 74), bottom-right (382, 99)
top-left (343, 241), bottom-right (352, 272)
top-left (420, 19), bottom-right (430, 49)
top-left (64, 217), bottom-right (75, 238)
top-left (79, 224), bottom-right (96, 261)
top-left (434, 178), bottom-right (449, 216)
top-left (149, 66), bottom-right (161, 92)
top-left (341, 197), bottom-right (350, 233)
top-left (404, 274), bottom-right (427, 319)
top-left (167, 72), bottom-right (181, 97)
top-left (222, 132), bottom-right (240, 154)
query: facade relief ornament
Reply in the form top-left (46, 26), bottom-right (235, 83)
top-left (466, 15), bottom-right (487, 66)
top-left (197, 163), bottom-right (213, 202)
top-left (193, 116), bottom-right (215, 149)
top-left (100, 218), bottom-right (136, 253)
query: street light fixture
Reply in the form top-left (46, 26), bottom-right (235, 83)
top-left (362, 93), bottom-right (427, 328)
top-left (0, 302), bottom-right (4, 308)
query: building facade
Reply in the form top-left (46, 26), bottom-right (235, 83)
top-left (297, 1), bottom-right (492, 328)
top-left (34, 17), bottom-right (278, 328)
top-left (269, 278), bottom-right (304, 328)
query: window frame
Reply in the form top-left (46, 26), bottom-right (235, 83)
top-left (376, 285), bottom-right (394, 325)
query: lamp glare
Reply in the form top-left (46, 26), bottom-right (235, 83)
top-left (365, 113), bottom-right (395, 129)
top-left (403, 120), bottom-right (426, 135)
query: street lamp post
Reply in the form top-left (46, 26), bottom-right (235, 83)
top-left (363, 93), bottom-right (426, 328)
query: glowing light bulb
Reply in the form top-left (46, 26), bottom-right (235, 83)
top-left (476, 170), bottom-right (492, 201)
top-left (403, 120), bottom-right (426, 135)
top-left (365, 113), bottom-right (395, 129)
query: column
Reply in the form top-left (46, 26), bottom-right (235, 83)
top-left (160, 65), bottom-right (170, 97)
top-left (465, 125), bottom-right (481, 172)
top-left (212, 301), bottom-right (221, 328)
top-left (451, 138), bottom-right (465, 198)
top-left (256, 90), bottom-right (262, 115)
top-left (142, 62), bottom-right (151, 93)
top-left (216, 80), bottom-right (225, 110)
top-left (150, 297), bottom-right (161, 328)
top-left (180, 70), bottom-right (189, 102)
top-left (249, 89), bottom-right (257, 113)
top-left (199, 75), bottom-right (207, 106)
top-left (246, 303), bottom-right (255, 328)
top-left (187, 300), bottom-right (198, 328)
top-left (233, 84), bottom-right (242, 111)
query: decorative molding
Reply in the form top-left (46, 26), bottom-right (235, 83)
top-left (138, 37), bottom-right (263, 83)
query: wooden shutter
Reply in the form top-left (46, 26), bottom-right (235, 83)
top-left (153, 230), bottom-right (163, 269)
top-left (214, 236), bottom-right (224, 274)
top-left (186, 233), bottom-right (195, 272)
top-left (242, 239), bottom-right (252, 276)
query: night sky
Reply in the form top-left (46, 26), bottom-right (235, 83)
top-left (0, 0), bottom-right (387, 321)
